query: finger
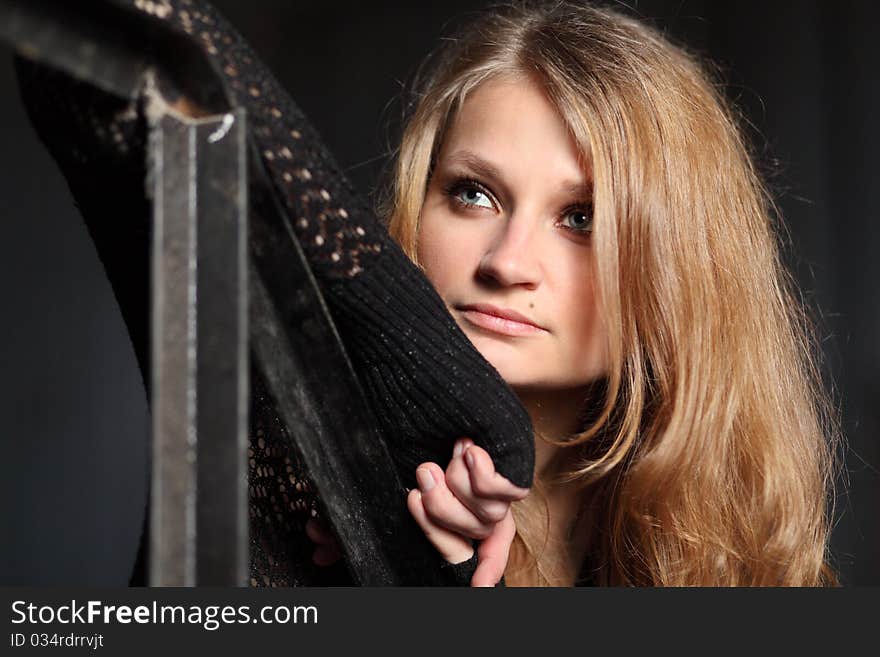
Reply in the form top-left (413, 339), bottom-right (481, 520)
top-left (312, 542), bottom-right (342, 567)
top-left (407, 488), bottom-right (475, 564)
top-left (306, 518), bottom-right (343, 566)
top-left (471, 508), bottom-right (517, 587)
top-left (465, 445), bottom-right (531, 501)
top-left (416, 463), bottom-right (494, 540)
top-left (445, 444), bottom-right (510, 525)
top-left (305, 518), bottom-right (337, 546)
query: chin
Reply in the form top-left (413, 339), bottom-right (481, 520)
top-left (467, 338), bottom-right (535, 384)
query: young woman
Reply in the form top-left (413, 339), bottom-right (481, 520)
top-left (16, 0), bottom-right (837, 586)
top-left (362, 0), bottom-right (839, 586)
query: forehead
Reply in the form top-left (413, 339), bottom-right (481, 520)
top-left (439, 74), bottom-right (591, 184)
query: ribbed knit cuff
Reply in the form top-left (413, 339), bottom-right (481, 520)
top-left (439, 552), bottom-right (479, 586)
top-left (438, 551), bottom-right (507, 587)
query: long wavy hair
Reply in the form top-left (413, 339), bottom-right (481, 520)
top-left (380, 0), bottom-right (839, 586)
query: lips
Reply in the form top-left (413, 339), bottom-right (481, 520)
top-left (457, 303), bottom-right (548, 337)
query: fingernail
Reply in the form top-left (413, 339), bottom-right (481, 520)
top-left (453, 441), bottom-right (463, 458)
top-left (416, 467), bottom-right (436, 491)
top-left (465, 450), bottom-right (475, 469)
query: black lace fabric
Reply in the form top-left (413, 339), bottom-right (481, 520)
top-left (143, 0), bottom-right (388, 282)
top-left (248, 366), bottom-right (353, 586)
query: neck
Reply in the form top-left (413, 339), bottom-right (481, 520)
top-left (510, 385), bottom-right (595, 585)
top-left (512, 385), bottom-right (589, 477)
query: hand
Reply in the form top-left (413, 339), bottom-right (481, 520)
top-left (305, 517), bottom-right (342, 566)
top-left (406, 438), bottom-right (531, 586)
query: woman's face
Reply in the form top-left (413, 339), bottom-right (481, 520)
top-left (417, 74), bottom-right (608, 392)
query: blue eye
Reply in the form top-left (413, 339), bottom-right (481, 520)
top-left (560, 208), bottom-right (593, 233)
top-left (443, 177), bottom-right (497, 211)
top-left (455, 185), bottom-right (494, 209)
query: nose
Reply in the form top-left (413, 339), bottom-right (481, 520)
top-left (476, 213), bottom-right (542, 289)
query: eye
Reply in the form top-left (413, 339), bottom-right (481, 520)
top-left (445, 178), bottom-right (497, 210)
top-left (559, 206), bottom-right (593, 234)
top-left (458, 187), bottom-right (494, 208)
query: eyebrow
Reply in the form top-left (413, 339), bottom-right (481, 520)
top-left (443, 149), bottom-right (593, 199)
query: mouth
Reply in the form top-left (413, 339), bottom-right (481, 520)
top-left (456, 303), bottom-right (548, 337)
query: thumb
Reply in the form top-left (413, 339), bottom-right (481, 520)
top-left (471, 508), bottom-right (516, 587)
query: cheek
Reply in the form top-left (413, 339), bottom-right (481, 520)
top-left (416, 211), bottom-right (475, 296)
top-left (416, 221), bottom-right (450, 293)
top-left (556, 259), bottom-right (609, 374)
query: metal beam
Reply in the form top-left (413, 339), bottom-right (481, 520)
top-left (149, 109), bottom-right (248, 586)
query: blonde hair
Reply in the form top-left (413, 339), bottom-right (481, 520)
top-left (380, 0), bottom-right (839, 586)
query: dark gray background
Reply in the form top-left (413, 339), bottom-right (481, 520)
top-left (1, 0), bottom-right (877, 585)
